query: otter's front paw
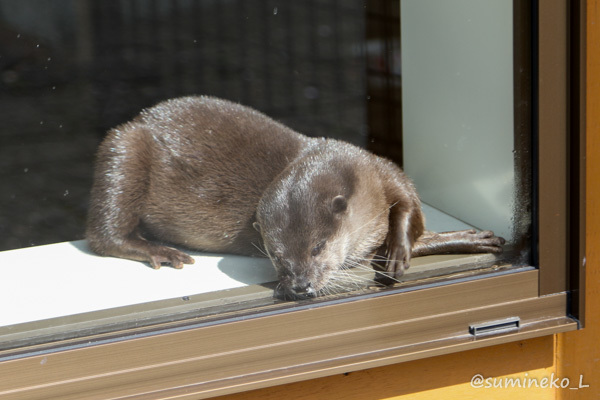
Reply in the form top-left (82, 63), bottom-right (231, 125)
top-left (374, 249), bottom-right (409, 286)
top-left (386, 246), bottom-right (410, 278)
top-left (380, 232), bottom-right (412, 282)
top-left (148, 246), bottom-right (195, 269)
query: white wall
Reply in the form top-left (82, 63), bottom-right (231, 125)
top-left (401, 0), bottom-right (515, 241)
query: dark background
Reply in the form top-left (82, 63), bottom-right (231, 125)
top-left (0, 0), bottom-right (400, 251)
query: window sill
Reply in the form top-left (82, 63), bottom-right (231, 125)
top-left (0, 268), bottom-right (576, 399)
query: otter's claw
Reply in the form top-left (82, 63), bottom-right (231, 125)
top-left (149, 247), bottom-right (195, 269)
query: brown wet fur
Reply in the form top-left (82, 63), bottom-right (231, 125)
top-left (86, 96), bottom-right (505, 299)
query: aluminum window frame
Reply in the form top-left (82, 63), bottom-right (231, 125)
top-left (0, 1), bottom-right (586, 398)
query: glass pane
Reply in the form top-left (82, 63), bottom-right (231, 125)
top-left (0, 0), bottom-right (531, 351)
top-left (401, 0), bottom-right (515, 240)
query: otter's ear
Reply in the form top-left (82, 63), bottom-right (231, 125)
top-left (331, 195), bottom-right (347, 214)
top-left (252, 222), bottom-right (262, 232)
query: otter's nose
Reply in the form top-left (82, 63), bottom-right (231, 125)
top-left (274, 282), bottom-right (317, 300)
top-left (292, 282), bottom-right (314, 295)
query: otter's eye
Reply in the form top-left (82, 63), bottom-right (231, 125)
top-left (311, 241), bottom-right (326, 257)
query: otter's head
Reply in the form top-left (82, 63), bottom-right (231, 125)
top-left (254, 157), bottom-right (389, 300)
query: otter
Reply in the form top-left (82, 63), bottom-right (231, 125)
top-left (86, 96), bottom-right (505, 300)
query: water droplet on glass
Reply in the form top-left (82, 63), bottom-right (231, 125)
top-left (273, 7), bottom-right (278, 15)
top-left (16, 33), bottom-right (21, 38)
top-left (63, 190), bottom-right (69, 197)
top-left (303, 86), bottom-right (319, 100)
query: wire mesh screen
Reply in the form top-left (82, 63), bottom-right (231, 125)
top-left (89, 0), bottom-right (368, 143)
top-left (0, 0), bottom-right (385, 250)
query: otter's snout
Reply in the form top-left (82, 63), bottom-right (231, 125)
top-left (274, 276), bottom-right (317, 300)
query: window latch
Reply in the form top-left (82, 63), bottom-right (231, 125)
top-left (469, 317), bottom-right (520, 337)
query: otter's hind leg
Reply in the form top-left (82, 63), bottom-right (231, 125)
top-left (374, 229), bottom-right (505, 286)
top-left (411, 230), bottom-right (505, 257)
top-left (86, 125), bottom-right (194, 269)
